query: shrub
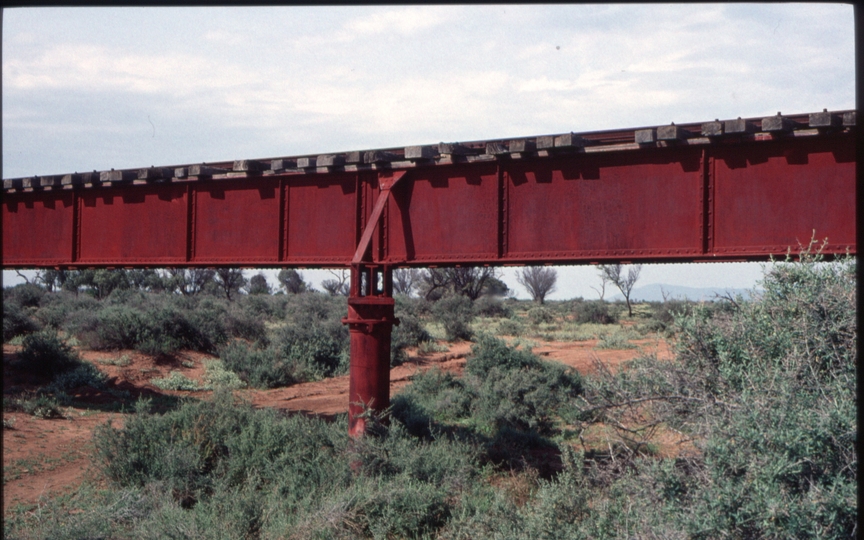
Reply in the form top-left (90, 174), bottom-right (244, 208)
top-left (395, 294), bottom-right (433, 318)
top-left (17, 331), bottom-right (81, 376)
top-left (527, 306), bottom-right (555, 325)
top-left (391, 313), bottom-right (433, 365)
top-left (393, 336), bottom-right (583, 437)
top-left (572, 299), bottom-right (618, 324)
top-left (3, 282), bottom-right (46, 308)
top-left (496, 318), bottom-right (524, 336)
top-left (21, 394), bottom-right (64, 419)
top-left (473, 296), bottom-right (513, 318)
top-left (49, 361), bottom-right (108, 391)
top-left (467, 337), bottom-right (583, 434)
top-left (432, 295), bottom-right (475, 342)
top-left (3, 301), bottom-right (40, 342)
top-left (392, 369), bottom-right (474, 435)
top-left (224, 306), bottom-right (268, 345)
top-left (595, 329), bottom-right (637, 350)
top-left (649, 299), bottom-right (692, 327)
top-left (150, 371), bottom-right (205, 392)
top-left (72, 298), bottom-right (229, 356)
top-left (218, 341), bottom-right (302, 388)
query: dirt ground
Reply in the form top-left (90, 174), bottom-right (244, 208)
top-left (3, 336), bottom-right (673, 514)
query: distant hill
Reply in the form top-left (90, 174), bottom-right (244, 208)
top-left (608, 283), bottom-right (757, 302)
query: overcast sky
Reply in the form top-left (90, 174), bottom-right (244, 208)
top-left (2, 5), bottom-right (856, 299)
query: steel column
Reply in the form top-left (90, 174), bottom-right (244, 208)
top-left (343, 264), bottom-right (398, 437)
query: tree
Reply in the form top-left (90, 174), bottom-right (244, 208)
top-left (278, 269), bottom-right (308, 294)
top-left (517, 266), bottom-right (558, 304)
top-left (36, 269), bottom-right (68, 292)
top-left (321, 269), bottom-right (349, 296)
top-left (482, 276), bottom-right (510, 297)
top-left (420, 267), bottom-right (500, 301)
top-left (247, 272), bottom-right (271, 295)
top-left (166, 268), bottom-right (215, 296)
top-left (590, 269), bottom-right (609, 301)
top-left (214, 268), bottom-right (246, 301)
top-left (600, 264), bottom-right (642, 317)
top-left (127, 269), bottom-right (166, 292)
top-left (393, 268), bottom-right (422, 296)
top-left (66, 269), bottom-right (130, 299)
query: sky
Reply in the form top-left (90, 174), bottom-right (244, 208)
top-left (1, 4), bottom-right (856, 299)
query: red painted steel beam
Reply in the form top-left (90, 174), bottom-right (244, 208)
top-left (2, 112), bottom-right (856, 268)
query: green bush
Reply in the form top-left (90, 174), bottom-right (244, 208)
top-left (395, 294), bottom-right (433, 318)
top-left (224, 306), bottom-right (268, 345)
top-left (473, 296), bottom-right (513, 318)
top-left (21, 394), bottom-right (64, 419)
top-left (527, 306), bottom-right (555, 325)
top-left (496, 318), bottom-right (523, 336)
top-left (49, 361), bottom-right (108, 391)
top-left (218, 341), bottom-right (303, 388)
top-left (391, 313), bottom-right (433, 366)
top-left (72, 298), bottom-right (228, 356)
top-left (4, 282), bottom-right (46, 308)
top-left (467, 336), bottom-right (583, 434)
top-left (648, 299), bottom-right (693, 330)
top-left (3, 301), bottom-right (41, 342)
top-left (572, 299), bottom-right (618, 324)
top-left (433, 295), bottom-right (475, 342)
top-left (17, 331), bottom-right (81, 376)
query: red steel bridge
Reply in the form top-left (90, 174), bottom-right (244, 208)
top-left (2, 110), bottom-right (857, 435)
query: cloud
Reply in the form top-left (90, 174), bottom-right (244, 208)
top-left (3, 44), bottom-right (252, 95)
top-left (343, 7), bottom-right (452, 37)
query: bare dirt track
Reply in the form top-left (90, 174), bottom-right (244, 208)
top-left (3, 337), bottom-right (671, 513)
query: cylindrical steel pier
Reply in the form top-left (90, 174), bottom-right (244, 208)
top-left (343, 295), bottom-right (398, 437)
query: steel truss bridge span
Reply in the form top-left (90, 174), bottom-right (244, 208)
top-left (2, 110), bottom-right (856, 435)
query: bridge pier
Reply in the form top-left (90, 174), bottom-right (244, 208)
top-left (342, 264), bottom-right (398, 437)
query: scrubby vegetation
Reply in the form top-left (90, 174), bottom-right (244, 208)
top-left (3, 253), bottom-right (856, 538)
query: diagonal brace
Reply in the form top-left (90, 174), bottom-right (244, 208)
top-left (352, 170), bottom-right (408, 264)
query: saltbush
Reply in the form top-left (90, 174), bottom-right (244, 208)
top-left (527, 306), bottom-right (555, 325)
top-left (391, 313), bottom-right (433, 366)
top-left (473, 296), bottom-right (513, 318)
top-left (218, 341), bottom-right (303, 388)
top-left (432, 295), bottom-right (475, 342)
top-left (571, 299), bottom-right (618, 324)
top-left (17, 331), bottom-right (82, 376)
top-left (3, 301), bottom-right (40, 342)
top-left (4, 282), bottom-right (46, 308)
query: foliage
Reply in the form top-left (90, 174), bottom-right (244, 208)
top-left (17, 331), bottom-right (82, 376)
top-left (432, 294), bottom-right (475, 341)
top-left (571, 298), bottom-right (618, 325)
top-left (391, 313), bottom-right (433, 366)
top-left (421, 267), bottom-right (501, 301)
top-left (277, 269), bottom-right (309, 294)
top-left (575, 251), bottom-right (857, 538)
top-left (3, 300), bottom-right (41, 342)
top-left (527, 306), bottom-right (555, 325)
top-left (473, 295), bottom-right (513, 318)
top-left (595, 329), bottom-right (637, 349)
top-left (393, 336), bottom-right (583, 439)
top-left (214, 268), bottom-right (246, 300)
top-left (4, 282), bottom-right (46, 308)
top-left (276, 293), bottom-right (349, 378)
top-left (218, 341), bottom-right (302, 388)
top-left (496, 318), bottom-right (524, 336)
top-left (246, 272), bottom-right (271, 295)
top-left (5, 253), bottom-right (855, 539)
